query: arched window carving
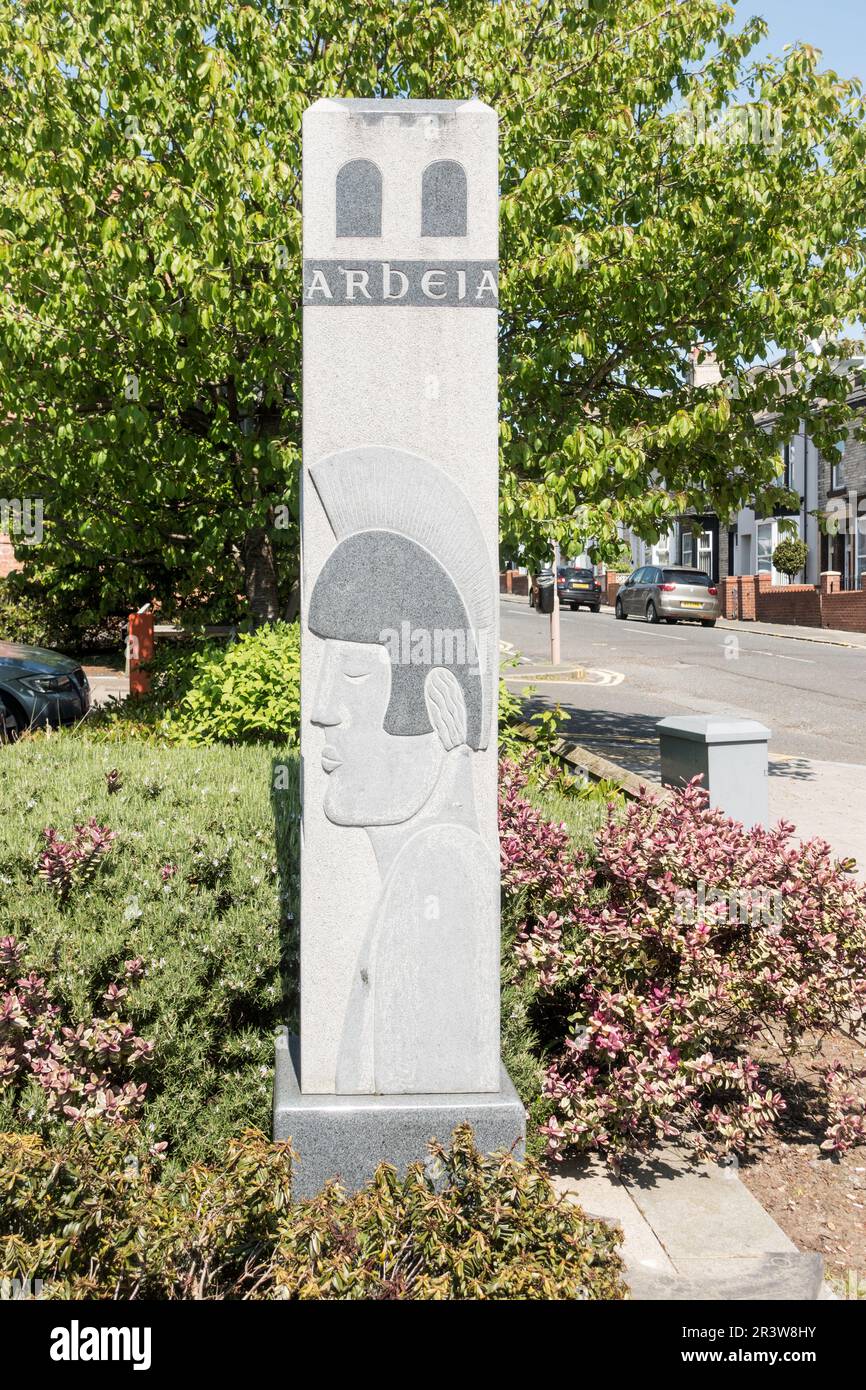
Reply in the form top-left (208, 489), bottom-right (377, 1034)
top-left (421, 160), bottom-right (467, 237)
top-left (336, 159), bottom-right (382, 237)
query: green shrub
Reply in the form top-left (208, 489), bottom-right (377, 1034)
top-left (772, 537), bottom-right (809, 581)
top-left (0, 737), bottom-right (298, 1164)
top-left (170, 622), bottom-right (300, 745)
top-left (85, 622), bottom-right (301, 746)
top-left (499, 672), bottom-right (567, 761)
top-left (0, 572), bottom-right (124, 652)
top-left (0, 1122), bottom-right (626, 1300)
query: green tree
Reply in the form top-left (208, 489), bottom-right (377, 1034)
top-left (1, 0), bottom-right (864, 616)
top-left (772, 536), bottom-right (809, 582)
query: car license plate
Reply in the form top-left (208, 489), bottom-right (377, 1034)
top-left (575, 583), bottom-right (589, 589)
top-left (681, 600), bottom-right (702, 608)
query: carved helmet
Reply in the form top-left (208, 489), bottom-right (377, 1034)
top-left (307, 446), bottom-right (495, 752)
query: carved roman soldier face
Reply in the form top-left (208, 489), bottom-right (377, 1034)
top-left (308, 524), bottom-right (486, 829)
top-left (311, 639), bottom-right (443, 827)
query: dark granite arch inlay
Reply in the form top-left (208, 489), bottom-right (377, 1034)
top-left (336, 159), bottom-right (382, 238)
top-left (421, 160), bottom-right (467, 237)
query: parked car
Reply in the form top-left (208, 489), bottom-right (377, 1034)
top-left (0, 642), bottom-right (91, 738)
top-left (614, 566), bottom-right (719, 626)
top-left (530, 566), bottom-right (601, 612)
top-left (557, 566), bottom-right (602, 612)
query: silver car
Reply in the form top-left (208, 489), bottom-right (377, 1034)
top-left (614, 566), bottom-right (720, 626)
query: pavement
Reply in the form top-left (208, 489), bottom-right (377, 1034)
top-left (501, 595), bottom-right (866, 869)
top-left (551, 1150), bottom-right (827, 1300)
top-left (82, 664), bottom-right (128, 707)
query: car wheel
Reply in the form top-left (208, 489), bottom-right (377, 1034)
top-left (0, 698), bottom-right (21, 743)
top-left (701, 619), bottom-right (717, 628)
top-left (615, 597), bottom-right (626, 620)
top-left (646, 600), bottom-right (660, 624)
top-left (589, 605), bottom-right (600, 613)
top-left (664, 617), bottom-right (677, 624)
top-left (570, 602), bottom-right (578, 610)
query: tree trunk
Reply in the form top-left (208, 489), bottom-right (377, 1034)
top-left (241, 526), bottom-right (281, 625)
top-left (284, 578), bottom-right (300, 622)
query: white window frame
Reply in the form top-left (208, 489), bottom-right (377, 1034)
top-left (780, 443), bottom-right (792, 489)
top-left (696, 530), bottom-right (712, 576)
top-left (651, 528), bottom-right (674, 568)
top-left (756, 520), bottom-right (775, 579)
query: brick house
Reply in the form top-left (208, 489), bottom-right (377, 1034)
top-left (816, 379), bottom-right (866, 591)
top-left (620, 354), bottom-right (866, 592)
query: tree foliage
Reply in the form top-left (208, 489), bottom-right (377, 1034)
top-left (772, 536), bottom-right (809, 580)
top-left (0, 0), bottom-right (864, 611)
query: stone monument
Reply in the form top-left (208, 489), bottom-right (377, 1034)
top-left (274, 97), bottom-right (524, 1198)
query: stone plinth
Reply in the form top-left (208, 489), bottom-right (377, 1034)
top-left (274, 1031), bottom-right (525, 1199)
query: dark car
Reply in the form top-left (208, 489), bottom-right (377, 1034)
top-left (528, 565), bottom-right (553, 607)
top-left (557, 567), bottom-right (602, 612)
top-left (0, 642), bottom-right (91, 738)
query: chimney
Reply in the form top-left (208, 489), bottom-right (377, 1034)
top-left (688, 345), bottom-right (722, 388)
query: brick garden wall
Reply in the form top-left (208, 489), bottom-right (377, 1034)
top-left (755, 580), bottom-right (823, 627)
top-left (821, 590), bottom-right (866, 632)
top-left (721, 571), bottom-right (865, 632)
top-left (499, 570), bottom-right (529, 596)
top-left (0, 534), bottom-right (20, 578)
top-left (605, 573), bottom-right (627, 606)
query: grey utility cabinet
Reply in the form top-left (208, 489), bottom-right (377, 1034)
top-left (656, 715), bottom-right (771, 829)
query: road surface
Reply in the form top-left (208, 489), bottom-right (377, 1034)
top-left (501, 597), bottom-right (866, 867)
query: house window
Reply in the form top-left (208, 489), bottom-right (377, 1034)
top-left (336, 159), bottom-right (382, 238)
top-left (756, 520), bottom-right (774, 575)
top-left (781, 443), bottom-right (792, 489)
top-left (681, 532), bottom-right (694, 567)
top-left (421, 160), bottom-right (467, 237)
top-left (830, 441), bottom-right (846, 492)
top-left (652, 529), bottom-right (673, 567)
top-left (696, 530), bottom-right (712, 575)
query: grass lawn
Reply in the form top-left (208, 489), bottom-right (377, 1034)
top-left (527, 780), bottom-right (612, 850)
top-left (0, 734), bottom-right (299, 1165)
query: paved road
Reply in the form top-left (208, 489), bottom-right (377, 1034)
top-left (501, 597), bottom-right (866, 867)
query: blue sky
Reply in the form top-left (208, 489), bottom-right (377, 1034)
top-left (736, 0), bottom-right (865, 85)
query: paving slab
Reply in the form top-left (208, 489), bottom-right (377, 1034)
top-left (551, 1157), bottom-right (675, 1276)
top-left (552, 1146), bottom-right (823, 1300)
top-left (626, 1254), bottom-right (824, 1302)
top-left (622, 1147), bottom-right (798, 1261)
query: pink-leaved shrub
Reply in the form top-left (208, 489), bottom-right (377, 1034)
top-left (499, 756), bottom-right (866, 1161)
top-left (0, 935), bottom-right (153, 1123)
top-left (37, 819), bottom-right (117, 904)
